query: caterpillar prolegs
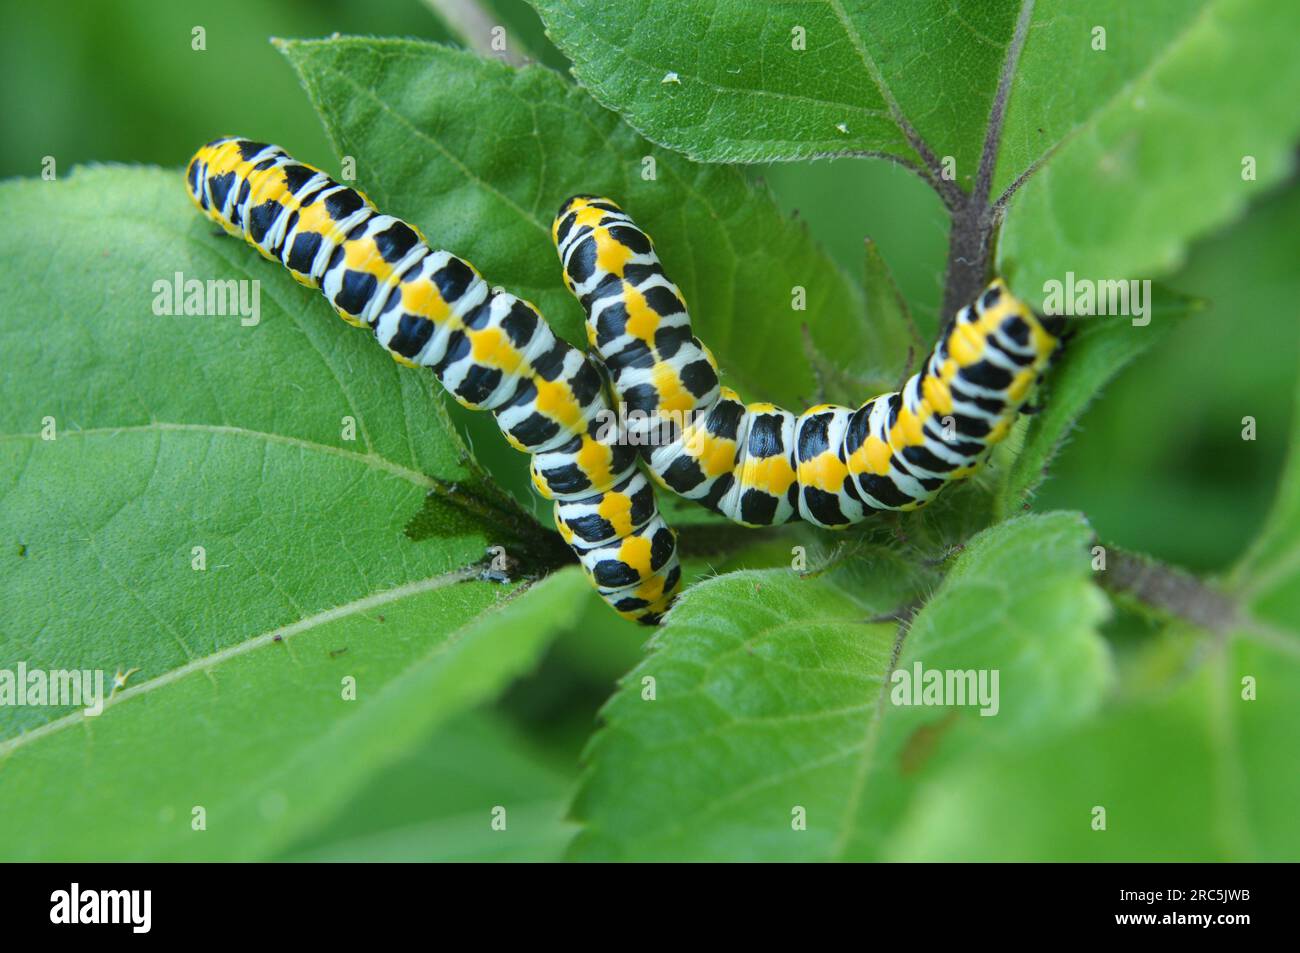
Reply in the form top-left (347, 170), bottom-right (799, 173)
top-left (184, 139), bottom-right (680, 623)
top-left (553, 196), bottom-right (1062, 529)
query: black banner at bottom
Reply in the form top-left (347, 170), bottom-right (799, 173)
top-left (1, 861), bottom-right (1283, 940)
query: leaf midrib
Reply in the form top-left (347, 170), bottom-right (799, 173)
top-left (0, 566), bottom-right (478, 756)
top-left (0, 421), bottom-right (436, 488)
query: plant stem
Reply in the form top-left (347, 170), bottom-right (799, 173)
top-left (422, 0), bottom-right (529, 66)
top-left (940, 199), bottom-right (997, 322)
top-left (939, 0), bottom-right (1035, 321)
top-left (1098, 547), bottom-right (1239, 634)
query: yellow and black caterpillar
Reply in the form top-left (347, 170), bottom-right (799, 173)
top-left (183, 138), bottom-right (1061, 624)
top-left (553, 196), bottom-right (1062, 529)
top-left (185, 139), bottom-right (679, 623)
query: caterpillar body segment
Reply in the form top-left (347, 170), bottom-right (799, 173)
top-left (553, 195), bottom-right (1062, 529)
top-left (185, 139), bottom-right (680, 622)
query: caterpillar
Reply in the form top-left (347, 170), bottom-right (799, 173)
top-left (552, 196), bottom-right (1062, 528)
top-left (183, 139), bottom-right (680, 623)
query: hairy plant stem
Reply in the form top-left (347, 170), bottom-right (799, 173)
top-left (941, 199), bottom-right (999, 323)
top-left (1098, 547), bottom-right (1240, 634)
top-left (925, 3), bottom-right (1244, 632)
top-left (939, 0), bottom-right (1036, 322)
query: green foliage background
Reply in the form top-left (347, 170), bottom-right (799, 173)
top-left (0, 0), bottom-right (1296, 861)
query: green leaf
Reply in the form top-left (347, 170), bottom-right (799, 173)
top-left (277, 711), bottom-right (577, 861)
top-left (1000, 0), bottom-right (1300, 300)
top-left (530, 0), bottom-right (1020, 174)
top-left (885, 636), bottom-right (1299, 860)
top-left (0, 167), bottom-right (458, 730)
top-left (0, 557), bottom-right (590, 861)
top-left (532, 0), bottom-right (1298, 312)
top-left (0, 166), bottom-right (586, 859)
top-left (569, 512), bottom-right (1109, 860)
top-left (276, 36), bottom-right (867, 410)
top-left (887, 358), bottom-right (1300, 862)
top-left (993, 0), bottom-right (1213, 194)
top-left (994, 289), bottom-right (1199, 519)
